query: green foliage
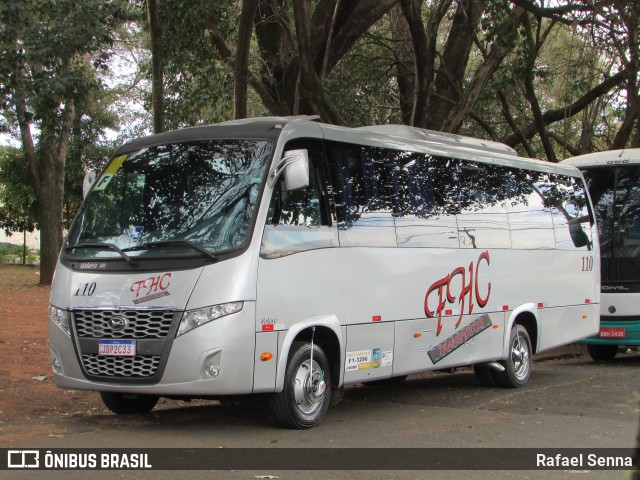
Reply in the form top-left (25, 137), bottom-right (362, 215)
top-left (0, 146), bottom-right (38, 235)
top-left (324, 17), bottom-right (402, 127)
top-left (0, 0), bottom-right (130, 121)
top-left (134, 0), bottom-right (237, 129)
top-left (0, 243), bottom-right (39, 264)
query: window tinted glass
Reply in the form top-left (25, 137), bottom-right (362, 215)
top-left (583, 166), bottom-right (640, 281)
top-left (67, 140), bottom-right (271, 258)
top-left (261, 140), bottom-right (338, 258)
top-left (456, 162), bottom-right (510, 249)
top-left (507, 169), bottom-right (556, 249)
top-left (396, 153), bottom-right (459, 248)
top-left (326, 142), bottom-right (396, 247)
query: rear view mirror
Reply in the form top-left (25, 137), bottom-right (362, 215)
top-left (283, 149), bottom-right (309, 191)
top-left (268, 149), bottom-right (310, 191)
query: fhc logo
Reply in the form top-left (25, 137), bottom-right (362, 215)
top-left (130, 273), bottom-right (172, 305)
top-left (424, 251), bottom-right (492, 336)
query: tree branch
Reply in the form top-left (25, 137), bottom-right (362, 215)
top-left (207, 14), bottom-right (284, 115)
top-left (292, 0), bottom-right (344, 124)
top-left (501, 69), bottom-right (628, 146)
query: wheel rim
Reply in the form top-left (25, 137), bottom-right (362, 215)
top-left (510, 330), bottom-right (531, 381)
top-left (293, 359), bottom-right (326, 415)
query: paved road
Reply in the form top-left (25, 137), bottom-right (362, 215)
top-left (2, 352), bottom-right (639, 479)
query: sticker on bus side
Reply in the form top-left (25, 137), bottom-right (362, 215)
top-left (345, 349), bottom-right (372, 372)
top-left (427, 313), bottom-right (492, 364)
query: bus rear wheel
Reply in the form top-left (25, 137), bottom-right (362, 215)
top-left (269, 341), bottom-right (332, 429)
top-left (99, 392), bottom-right (159, 414)
top-left (587, 344), bottom-right (618, 361)
top-left (494, 324), bottom-right (532, 388)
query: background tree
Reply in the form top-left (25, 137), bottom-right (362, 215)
top-left (2, 0), bottom-right (640, 281)
top-left (0, 146), bottom-right (38, 263)
top-left (0, 0), bottom-right (127, 284)
top-left (146, 0), bottom-right (164, 134)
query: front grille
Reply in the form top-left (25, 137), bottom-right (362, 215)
top-left (600, 315), bottom-right (640, 323)
top-left (72, 308), bottom-right (180, 382)
top-left (81, 354), bottom-right (161, 378)
top-left (74, 309), bottom-right (175, 339)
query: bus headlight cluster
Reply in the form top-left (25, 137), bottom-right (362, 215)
top-left (177, 302), bottom-right (244, 337)
top-left (49, 305), bottom-right (70, 336)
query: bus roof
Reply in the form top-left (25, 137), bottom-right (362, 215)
top-left (562, 149), bottom-right (640, 167)
top-left (356, 124), bottom-right (518, 156)
top-left (115, 116), bottom-right (581, 177)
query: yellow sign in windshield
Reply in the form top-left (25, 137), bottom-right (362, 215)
top-left (92, 155), bottom-right (127, 192)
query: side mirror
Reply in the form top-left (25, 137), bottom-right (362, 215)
top-left (269, 149), bottom-right (310, 191)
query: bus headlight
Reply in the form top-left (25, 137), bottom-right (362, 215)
top-left (177, 302), bottom-right (244, 337)
top-left (49, 305), bottom-right (70, 336)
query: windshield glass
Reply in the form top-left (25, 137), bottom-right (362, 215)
top-left (66, 139), bottom-right (272, 259)
top-left (583, 165), bottom-right (640, 283)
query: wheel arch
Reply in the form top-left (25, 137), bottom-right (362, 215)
top-left (275, 315), bottom-right (344, 392)
top-left (504, 304), bottom-right (539, 356)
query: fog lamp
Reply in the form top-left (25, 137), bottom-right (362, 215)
top-left (205, 363), bottom-right (220, 378)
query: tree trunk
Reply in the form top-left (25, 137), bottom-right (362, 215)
top-left (235, 0), bottom-right (259, 119)
top-left (444, 7), bottom-right (526, 132)
top-left (36, 101), bottom-right (75, 285)
top-left (389, 6), bottom-right (415, 125)
top-left (292, 0), bottom-right (344, 124)
top-left (147, 0), bottom-right (164, 134)
top-left (38, 171), bottom-right (65, 284)
top-left (400, 0), bottom-right (452, 128)
top-left (428, 0), bottom-right (487, 130)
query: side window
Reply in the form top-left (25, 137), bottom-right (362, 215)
top-left (269, 166), bottom-right (323, 227)
top-left (395, 154), bottom-right (459, 248)
top-left (456, 162), bottom-right (510, 249)
top-left (507, 169), bottom-right (556, 250)
top-left (260, 140), bottom-right (338, 258)
top-left (326, 142), bottom-right (396, 247)
top-left (549, 174), bottom-right (593, 250)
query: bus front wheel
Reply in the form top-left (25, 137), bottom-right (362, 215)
top-left (269, 341), bottom-right (332, 429)
top-left (587, 344), bottom-right (618, 361)
top-left (494, 324), bottom-right (532, 388)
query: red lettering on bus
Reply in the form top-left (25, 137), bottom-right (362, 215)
top-left (130, 273), bottom-right (172, 298)
top-left (424, 251), bottom-right (492, 336)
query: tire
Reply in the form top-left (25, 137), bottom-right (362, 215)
top-left (587, 344), bottom-right (618, 361)
top-left (269, 342), bottom-right (332, 429)
top-left (474, 365), bottom-right (497, 387)
top-left (100, 392), bottom-right (159, 414)
top-left (494, 324), bottom-right (532, 388)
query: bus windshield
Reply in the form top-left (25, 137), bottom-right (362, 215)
top-left (66, 139), bottom-right (272, 259)
top-left (583, 165), bottom-right (640, 283)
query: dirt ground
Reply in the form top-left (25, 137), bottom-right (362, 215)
top-left (0, 264), bottom-right (200, 435)
top-left (0, 264), bottom-right (106, 426)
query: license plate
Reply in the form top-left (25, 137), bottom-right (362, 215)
top-left (599, 328), bottom-right (626, 339)
top-left (98, 340), bottom-right (136, 356)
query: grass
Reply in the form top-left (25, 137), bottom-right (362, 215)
top-left (0, 244), bottom-right (40, 265)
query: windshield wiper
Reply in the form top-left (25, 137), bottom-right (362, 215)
top-left (65, 242), bottom-right (136, 265)
top-left (124, 240), bottom-right (217, 261)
